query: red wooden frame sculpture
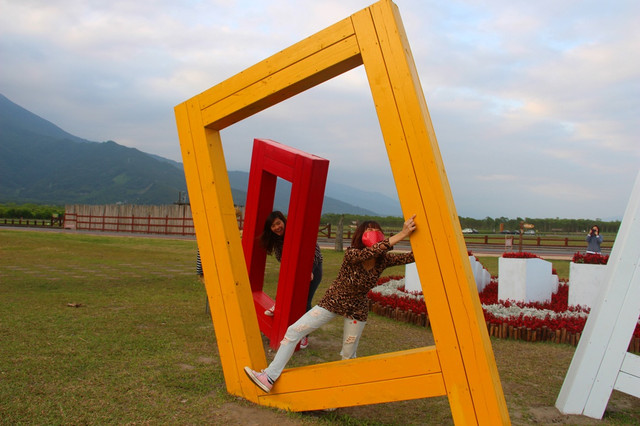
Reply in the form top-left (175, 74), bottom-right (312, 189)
top-left (241, 138), bottom-right (329, 349)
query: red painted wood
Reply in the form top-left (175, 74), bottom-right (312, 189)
top-left (241, 138), bottom-right (329, 349)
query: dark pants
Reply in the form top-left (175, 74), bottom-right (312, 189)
top-left (306, 262), bottom-right (323, 312)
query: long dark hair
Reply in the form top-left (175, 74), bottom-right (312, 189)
top-left (259, 211), bottom-right (286, 254)
top-left (350, 220), bottom-right (383, 249)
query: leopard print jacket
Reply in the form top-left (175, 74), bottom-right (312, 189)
top-left (317, 238), bottom-right (414, 322)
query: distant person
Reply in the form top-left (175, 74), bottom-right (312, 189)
top-left (197, 249), bottom-right (210, 314)
top-left (244, 215), bottom-right (417, 394)
top-left (585, 225), bottom-right (603, 254)
top-left (259, 211), bottom-right (323, 349)
top-left (196, 249), bottom-right (203, 280)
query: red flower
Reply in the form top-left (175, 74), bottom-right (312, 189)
top-left (502, 252), bottom-right (540, 259)
top-left (368, 271), bottom-right (640, 345)
top-left (572, 252), bottom-right (609, 265)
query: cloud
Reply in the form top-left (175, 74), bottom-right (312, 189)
top-left (475, 174), bottom-right (519, 182)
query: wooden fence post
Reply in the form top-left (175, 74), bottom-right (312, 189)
top-left (335, 215), bottom-right (344, 252)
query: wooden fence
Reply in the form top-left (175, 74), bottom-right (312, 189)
top-left (61, 204), bottom-right (246, 236)
top-left (63, 204), bottom-right (196, 236)
top-left (0, 216), bottom-right (64, 228)
top-left (464, 234), bottom-right (613, 251)
top-left (2, 208), bottom-right (609, 251)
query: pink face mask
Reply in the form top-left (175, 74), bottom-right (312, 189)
top-left (362, 230), bottom-right (385, 247)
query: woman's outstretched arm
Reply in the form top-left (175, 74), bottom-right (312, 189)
top-left (388, 214), bottom-right (416, 247)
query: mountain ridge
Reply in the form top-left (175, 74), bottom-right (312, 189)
top-left (0, 93), bottom-right (402, 216)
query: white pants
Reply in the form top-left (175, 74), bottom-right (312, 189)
top-left (264, 305), bottom-right (367, 381)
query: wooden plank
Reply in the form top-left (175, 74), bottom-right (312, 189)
top-left (614, 353), bottom-right (640, 397)
top-left (374, 4), bottom-right (502, 421)
top-left (614, 373), bottom-right (640, 398)
top-left (353, 1), bottom-right (508, 424)
top-left (620, 352), bottom-right (640, 378)
top-left (557, 171), bottom-right (640, 418)
top-left (176, 101), bottom-right (239, 389)
top-left (199, 17), bottom-right (356, 107)
top-left (270, 154), bottom-right (328, 345)
top-left (239, 139), bottom-right (329, 349)
top-left (176, 100), bottom-right (265, 402)
top-left (201, 35), bottom-right (362, 129)
top-left (352, 4), bottom-right (478, 423)
top-left (175, 1), bottom-right (509, 421)
top-left (276, 346), bottom-right (441, 389)
top-left (260, 372), bottom-right (447, 412)
top-left (242, 141), bottom-right (276, 294)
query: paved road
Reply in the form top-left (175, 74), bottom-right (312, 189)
top-left (319, 238), bottom-right (604, 260)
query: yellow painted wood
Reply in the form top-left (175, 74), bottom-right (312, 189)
top-left (175, 99), bottom-right (264, 402)
top-left (260, 373), bottom-right (447, 411)
top-left (372, 5), bottom-right (508, 423)
top-left (198, 16), bottom-right (356, 109)
top-left (275, 346), bottom-right (442, 392)
top-left (174, 0), bottom-right (509, 423)
top-left (257, 347), bottom-right (445, 412)
top-left (355, 2), bottom-right (509, 423)
top-left (200, 19), bottom-right (362, 130)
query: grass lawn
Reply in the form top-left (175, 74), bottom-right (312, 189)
top-left (1, 229), bottom-right (637, 425)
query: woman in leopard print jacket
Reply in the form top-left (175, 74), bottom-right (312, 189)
top-left (244, 215), bottom-right (417, 393)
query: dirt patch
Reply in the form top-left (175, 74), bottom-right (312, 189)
top-left (523, 406), bottom-right (606, 425)
top-left (212, 402), bottom-right (311, 425)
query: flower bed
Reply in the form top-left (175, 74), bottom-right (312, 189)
top-left (367, 275), bottom-right (640, 352)
top-left (502, 251), bottom-right (541, 259)
top-left (571, 252), bottom-right (609, 265)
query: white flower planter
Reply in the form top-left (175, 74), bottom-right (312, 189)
top-left (404, 257), bottom-right (490, 294)
top-left (404, 262), bottom-right (421, 293)
top-left (470, 256), bottom-right (491, 292)
top-left (498, 257), bottom-right (554, 303)
top-left (568, 262), bottom-right (608, 309)
top-left (551, 274), bottom-right (559, 294)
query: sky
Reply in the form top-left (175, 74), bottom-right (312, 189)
top-left (1, 0), bottom-right (638, 220)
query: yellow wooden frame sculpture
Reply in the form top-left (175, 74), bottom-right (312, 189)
top-left (174, 1), bottom-right (509, 423)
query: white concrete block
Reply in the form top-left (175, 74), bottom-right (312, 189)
top-left (551, 274), bottom-right (559, 294)
top-left (498, 257), bottom-right (554, 303)
top-left (568, 263), bottom-right (608, 309)
top-left (470, 256), bottom-right (490, 292)
top-left (404, 262), bottom-right (421, 293)
top-left (406, 258), bottom-right (491, 294)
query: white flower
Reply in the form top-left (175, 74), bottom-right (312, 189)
top-left (370, 278), bottom-right (424, 302)
top-left (481, 304), bottom-right (589, 321)
top-left (370, 277), bottom-right (598, 322)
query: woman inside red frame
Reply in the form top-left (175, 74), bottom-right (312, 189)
top-left (245, 214), bottom-right (417, 393)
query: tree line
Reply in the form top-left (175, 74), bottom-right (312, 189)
top-left (0, 203), bottom-right (64, 220)
top-left (457, 216), bottom-right (620, 234)
top-left (1, 204), bottom-right (621, 235)
top-left (320, 213), bottom-right (621, 234)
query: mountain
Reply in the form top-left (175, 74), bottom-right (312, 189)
top-left (226, 171), bottom-right (390, 216)
top-left (0, 93), bottom-right (91, 145)
top-left (0, 93), bottom-right (187, 205)
top-left (324, 181), bottom-right (401, 217)
top-left (0, 94), bottom-right (402, 215)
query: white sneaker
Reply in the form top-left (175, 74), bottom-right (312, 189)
top-left (243, 366), bottom-right (273, 393)
top-left (300, 336), bottom-right (309, 349)
top-left (264, 305), bottom-right (275, 316)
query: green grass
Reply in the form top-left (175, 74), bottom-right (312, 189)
top-left (0, 231), bottom-right (228, 424)
top-left (1, 230), bottom-right (637, 425)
